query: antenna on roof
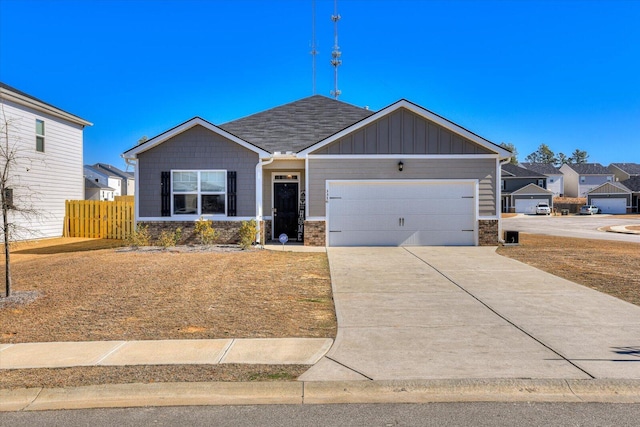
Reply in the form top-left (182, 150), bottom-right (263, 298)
top-left (311, 0), bottom-right (318, 94)
top-left (330, 0), bottom-right (342, 99)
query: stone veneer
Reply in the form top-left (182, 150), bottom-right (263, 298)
top-left (139, 221), bottom-right (242, 245)
top-left (304, 220), bottom-right (326, 246)
top-left (478, 219), bottom-right (499, 246)
top-left (259, 220), bottom-right (272, 245)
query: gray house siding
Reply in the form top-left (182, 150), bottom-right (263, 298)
top-left (313, 108), bottom-right (494, 155)
top-left (137, 125), bottom-right (259, 217)
top-left (261, 161), bottom-right (306, 216)
top-left (502, 177), bottom-right (546, 193)
top-left (307, 157), bottom-right (497, 217)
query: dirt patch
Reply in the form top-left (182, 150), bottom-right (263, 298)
top-left (627, 225), bottom-right (640, 231)
top-left (497, 234), bottom-right (640, 306)
top-left (501, 213), bottom-right (518, 218)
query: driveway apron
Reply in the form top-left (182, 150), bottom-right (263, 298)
top-left (300, 247), bottom-right (640, 381)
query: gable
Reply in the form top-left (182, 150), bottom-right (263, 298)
top-left (511, 183), bottom-right (553, 196)
top-left (310, 107), bottom-right (494, 155)
top-left (588, 182), bottom-right (631, 195)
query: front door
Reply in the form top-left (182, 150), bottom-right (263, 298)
top-left (273, 182), bottom-right (299, 240)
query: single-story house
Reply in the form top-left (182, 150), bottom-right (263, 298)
top-left (559, 163), bottom-right (614, 197)
top-left (122, 96), bottom-right (511, 247)
top-left (520, 162), bottom-right (564, 197)
top-left (608, 163), bottom-right (640, 183)
top-left (587, 176), bottom-right (640, 213)
top-left (500, 163), bottom-right (552, 213)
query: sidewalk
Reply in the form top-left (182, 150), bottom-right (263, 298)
top-left (0, 338), bottom-right (333, 369)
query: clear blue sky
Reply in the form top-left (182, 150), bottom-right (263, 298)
top-left (1, 0), bottom-right (638, 169)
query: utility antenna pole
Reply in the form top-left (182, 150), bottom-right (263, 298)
top-left (330, 0), bottom-right (342, 99)
top-left (311, 0), bottom-right (318, 94)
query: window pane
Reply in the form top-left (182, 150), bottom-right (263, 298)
top-left (201, 194), bottom-right (225, 214)
top-left (36, 136), bottom-right (45, 152)
top-left (36, 119), bottom-right (44, 135)
top-left (201, 171), bottom-right (225, 192)
top-left (173, 194), bottom-right (198, 214)
top-left (173, 171), bottom-right (197, 192)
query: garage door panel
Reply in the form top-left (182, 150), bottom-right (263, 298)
top-left (591, 198), bottom-right (626, 214)
top-left (327, 181), bottom-right (477, 247)
top-left (514, 198), bottom-right (548, 214)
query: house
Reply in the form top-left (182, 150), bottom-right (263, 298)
top-left (93, 163), bottom-right (135, 196)
top-left (84, 177), bottom-right (115, 201)
top-left (500, 163), bottom-right (553, 213)
top-left (608, 163), bottom-right (640, 182)
top-left (122, 96), bottom-right (511, 247)
top-left (520, 162), bottom-right (564, 197)
top-left (83, 165), bottom-right (123, 197)
top-left (0, 82), bottom-right (92, 240)
top-left (559, 163), bottom-right (614, 197)
top-left (587, 176), bottom-right (640, 214)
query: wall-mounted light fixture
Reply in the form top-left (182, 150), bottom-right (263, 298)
top-left (398, 161), bottom-right (404, 172)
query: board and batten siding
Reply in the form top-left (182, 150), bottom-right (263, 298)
top-left (1, 98), bottom-right (84, 239)
top-left (137, 125), bottom-right (259, 218)
top-left (307, 157), bottom-right (497, 217)
top-left (313, 108), bottom-right (494, 156)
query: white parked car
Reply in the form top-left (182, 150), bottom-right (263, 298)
top-left (535, 202), bottom-right (551, 215)
top-left (580, 205), bottom-right (600, 215)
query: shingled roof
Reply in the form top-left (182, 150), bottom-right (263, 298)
top-left (218, 95), bottom-right (375, 153)
top-left (563, 163), bottom-right (611, 174)
top-left (520, 162), bottom-right (560, 175)
top-left (611, 163), bottom-right (640, 176)
top-left (502, 163), bottom-right (546, 178)
top-left (621, 176), bottom-right (640, 192)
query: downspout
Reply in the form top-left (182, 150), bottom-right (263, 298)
top-left (255, 156), bottom-right (275, 245)
top-left (122, 155), bottom-right (139, 226)
top-left (497, 156), bottom-right (512, 244)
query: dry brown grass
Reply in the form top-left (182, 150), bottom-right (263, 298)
top-left (497, 234), bottom-right (640, 306)
top-left (1, 240), bottom-right (336, 343)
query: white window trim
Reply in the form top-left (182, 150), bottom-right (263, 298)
top-left (35, 118), bottom-right (45, 152)
top-left (170, 169), bottom-right (227, 218)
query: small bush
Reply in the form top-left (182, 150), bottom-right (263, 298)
top-left (126, 224), bottom-right (150, 248)
top-left (194, 218), bottom-right (217, 245)
top-left (157, 227), bottom-right (182, 248)
top-left (238, 219), bottom-right (257, 249)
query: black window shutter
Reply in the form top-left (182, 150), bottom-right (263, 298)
top-left (161, 171), bottom-right (170, 216)
top-left (227, 171), bottom-right (237, 216)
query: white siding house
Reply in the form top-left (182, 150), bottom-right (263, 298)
top-left (1, 82), bottom-right (92, 240)
top-left (84, 165), bottom-right (122, 197)
top-left (559, 163), bottom-right (614, 198)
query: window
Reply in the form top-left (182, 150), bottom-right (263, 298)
top-left (501, 180), bottom-right (506, 191)
top-left (580, 176), bottom-right (585, 183)
top-left (172, 170), bottom-right (226, 215)
top-left (606, 176), bottom-right (612, 182)
top-left (537, 179), bottom-right (545, 188)
top-left (35, 119), bottom-right (45, 152)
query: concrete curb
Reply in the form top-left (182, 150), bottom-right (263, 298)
top-left (2, 379), bottom-right (640, 411)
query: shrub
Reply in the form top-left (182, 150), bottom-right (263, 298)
top-left (238, 219), bottom-right (257, 249)
top-left (126, 224), bottom-right (150, 248)
top-left (157, 227), bottom-right (182, 248)
top-left (194, 218), bottom-right (217, 245)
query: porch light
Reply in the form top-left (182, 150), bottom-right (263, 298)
top-left (398, 161), bottom-right (404, 172)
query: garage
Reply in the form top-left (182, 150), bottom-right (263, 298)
top-left (514, 198), bottom-right (549, 214)
top-left (326, 180), bottom-right (477, 246)
top-left (591, 198), bottom-right (627, 214)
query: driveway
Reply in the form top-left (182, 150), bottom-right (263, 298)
top-left (503, 214), bottom-right (640, 242)
top-left (300, 247), bottom-right (640, 381)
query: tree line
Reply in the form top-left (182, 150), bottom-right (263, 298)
top-left (499, 142), bottom-right (589, 166)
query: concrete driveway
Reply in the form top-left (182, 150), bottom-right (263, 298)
top-left (300, 247), bottom-right (640, 381)
top-left (503, 214), bottom-right (640, 242)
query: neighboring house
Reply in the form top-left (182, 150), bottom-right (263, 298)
top-left (122, 96), bottom-right (511, 247)
top-left (0, 82), bottom-right (92, 240)
top-left (84, 177), bottom-right (115, 201)
top-left (587, 176), bottom-right (640, 214)
top-left (93, 163), bottom-right (135, 196)
top-left (559, 163), bottom-right (614, 197)
top-left (608, 163), bottom-right (640, 182)
top-left (520, 162), bottom-right (564, 197)
top-left (83, 165), bottom-right (123, 197)
top-left (500, 163), bottom-right (552, 214)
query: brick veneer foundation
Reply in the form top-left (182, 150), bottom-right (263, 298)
top-left (139, 221), bottom-right (242, 245)
top-left (478, 219), bottom-right (499, 246)
top-left (304, 220), bottom-right (326, 246)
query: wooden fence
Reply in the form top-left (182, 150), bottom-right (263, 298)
top-left (64, 200), bottom-right (134, 239)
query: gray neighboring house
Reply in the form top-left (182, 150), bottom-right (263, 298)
top-left (608, 163), bottom-right (640, 183)
top-left (84, 177), bottom-right (115, 201)
top-left (559, 163), bottom-right (614, 197)
top-left (122, 95), bottom-right (511, 247)
top-left (93, 163), bottom-right (135, 196)
top-left (520, 162), bottom-right (564, 197)
top-left (83, 165), bottom-right (122, 199)
top-left (500, 163), bottom-right (552, 213)
top-left (587, 175), bottom-right (640, 214)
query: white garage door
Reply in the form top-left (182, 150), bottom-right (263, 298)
top-left (515, 198), bottom-right (548, 214)
top-left (327, 180), bottom-right (477, 246)
top-left (592, 198), bottom-right (627, 214)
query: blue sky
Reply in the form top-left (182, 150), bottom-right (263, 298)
top-left (1, 0), bottom-right (638, 169)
